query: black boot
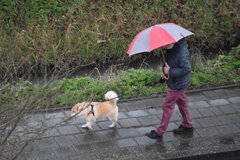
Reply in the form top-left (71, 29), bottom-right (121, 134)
top-left (173, 125), bottom-right (193, 134)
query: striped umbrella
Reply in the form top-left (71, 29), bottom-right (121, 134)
top-left (127, 23), bottom-right (194, 56)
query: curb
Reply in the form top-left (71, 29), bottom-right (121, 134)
top-left (29, 83), bottom-right (240, 113)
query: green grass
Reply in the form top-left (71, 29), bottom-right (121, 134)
top-left (1, 45), bottom-right (239, 108)
top-left (0, 0), bottom-right (239, 82)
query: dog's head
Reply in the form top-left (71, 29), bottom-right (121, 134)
top-left (71, 102), bottom-right (89, 117)
top-left (104, 91), bottom-right (119, 101)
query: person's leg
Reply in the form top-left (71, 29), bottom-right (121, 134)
top-left (176, 90), bottom-right (193, 128)
top-left (156, 89), bottom-right (181, 135)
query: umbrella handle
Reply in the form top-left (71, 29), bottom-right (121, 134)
top-left (161, 52), bottom-right (170, 80)
top-left (165, 73), bottom-right (169, 80)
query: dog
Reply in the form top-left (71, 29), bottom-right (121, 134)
top-left (71, 91), bottom-right (119, 129)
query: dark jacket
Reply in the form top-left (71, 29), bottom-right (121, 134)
top-left (165, 38), bottom-right (191, 90)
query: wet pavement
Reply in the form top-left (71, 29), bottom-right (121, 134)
top-left (2, 85), bottom-right (240, 160)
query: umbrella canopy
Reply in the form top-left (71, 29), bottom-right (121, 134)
top-left (127, 23), bottom-right (194, 56)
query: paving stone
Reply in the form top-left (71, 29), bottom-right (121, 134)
top-left (44, 117), bottom-right (67, 127)
top-left (73, 143), bottom-right (93, 155)
top-left (57, 125), bottom-right (81, 135)
top-left (166, 122), bottom-right (178, 132)
top-left (118, 118), bottom-right (141, 127)
top-left (203, 89), bottom-right (228, 99)
top-left (97, 121), bottom-right (121, 130)
top-left (16, 152), bottom-right (35, 160)
top-left (172, 139), bottom-right (197, 152)
top-left (126, 110), bottom-right (148, 118)
top-left (189, 108), bottom-right (202, 118)
top-left (195, 101), bottom-right (210, 108)
top-left (54, 135), bottom-right (79, 147)
top-left (125, 100), bottom-right (146, 111)
top-left (170, 112), bottom-right (182, 121)
top-left (117, 102), bottom-right (130, 112)
top-left (136, 126), bottom-right (155, 135)
top-left (187, 93), bottom-right (207, 102)
top-left (94, 130), bottom-right (119, 141)
top-left (32, 149), bottom-right (56, 160)
top-left (192, 119), bottom-right (201, 128)
top-left (197, 117), bottom-right (222, 127)
top-left (42, 128), bottom-right (60, 137)
top-left (197, 108), bottom-right (215, 117)
top-left (147, 107), bottom-right (163, 115)
top-left (225, 88), bottom-right (240, 97)
top-left (44, 112), bottom-right (66, 119)
top-left (118, 112), bottom-right (128, 119)
top-left (196, 127), bottom-right (220, 137)
top-left (63, 110), bottom-right (71, 116)
top-left (116, 128), bottom-right (140, 138)
top-left (15, 126), bottom-right (25, 133)
top-left (232, 104), bottom-right (240, 113)
top-left (219, 105), bottom-right (237, 114)
top-left (188, 101), bottom-right (210, 108)
top-left (216, 124), bottom-right (240, 135)
top-left (35, 138), bottom-right (59, 151)
top-left (7, 87), bottom-right (240, 160)
top-left (209, 106), bottom-right (223, 116)
top-left (67, 117), bottom-right (85, 125)
top-left (115, 138), bottom-right (138, 147)
top-left (209, 99), bottom-right (230, 107)
top-left (25, 113), bottom-right (46, 122)
top-left (142, 97), bottom-right (164, 107)
top-left (163, 132), bottom-right (177, 142)
top-left (54, 146), bottom-right (77, 156)
top-left (134, 136), bottom-right (156, 145)
top-left (27, 121), bottom-right (43, 130)
top-left (137, 115), bottom-right (160, 126)
top-left (228, 96), bottom-right (240, 104)
top-left (74, 132), bottom-right (99, 144)
top-left (217, 114), bottom-right (240, 124)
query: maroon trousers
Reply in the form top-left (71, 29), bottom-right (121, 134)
top-left (156, 89), bottom-right (193, 135)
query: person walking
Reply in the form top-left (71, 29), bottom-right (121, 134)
top-left (146, 38), bottom-right (193, 140)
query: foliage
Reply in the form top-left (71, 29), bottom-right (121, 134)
top-left (191, 45), bottom-right (240, 87)
top-left (1, 44), bottom-right (239, 108)
top-left (0, 0), bottom-right (240, 82)
top-left (53, 77), bottom-right (113, 106)
top-left (117, 68), bottom-right (164, 98)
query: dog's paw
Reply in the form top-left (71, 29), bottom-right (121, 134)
top-left (109, 123), bottom-right (115, 128)
top-left (82, 124), bottom-right (93, 130)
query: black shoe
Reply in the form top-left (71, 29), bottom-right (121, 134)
top-left (173, 125), bottom-right (194, 134)
top-left (145, 130), bottom-right (162, 140)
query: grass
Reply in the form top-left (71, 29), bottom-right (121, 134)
top-left (0, 1), bottom-right (239, 82)
top-left (1, 45), bottom-right (239, 108)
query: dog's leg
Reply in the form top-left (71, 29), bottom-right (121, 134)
top-left (82, 121), bottom-right (93, 130)
top-left (109, 121), bottom-right (116, 128)
top-left (82, 115), bottom-right (96, 129)
top-left (109, 107), bottom-right (118, 128)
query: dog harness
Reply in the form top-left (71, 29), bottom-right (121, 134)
top-left (87, 104), bottom-right (95, 116)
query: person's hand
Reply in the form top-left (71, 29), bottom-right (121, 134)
top-left (161, 72), bottom-right (167, 79)
top-left (164, 63), bottom-right (170, 75)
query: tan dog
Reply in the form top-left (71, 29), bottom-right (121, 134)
top-left (71, 91), bottom-right (119, 129)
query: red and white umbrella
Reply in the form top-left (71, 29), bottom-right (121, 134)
top-left (127, 23), bottom-right (194, 56)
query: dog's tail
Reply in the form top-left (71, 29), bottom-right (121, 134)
top-left (104, 91), bottom-right (119, 102)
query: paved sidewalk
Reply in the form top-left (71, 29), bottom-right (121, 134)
top-left (3, 85), bottom-right (240, 160)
